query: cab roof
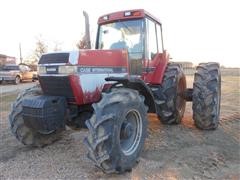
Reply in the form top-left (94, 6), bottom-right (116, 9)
top-left (98, 9), bottom-right (161, 25)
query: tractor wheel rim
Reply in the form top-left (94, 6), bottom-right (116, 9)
top-left (120, 109), bottom-right (142, 156)
top-left (176, 77), bottom-right (186, 114)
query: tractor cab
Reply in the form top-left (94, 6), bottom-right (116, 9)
top-left (96, 9), bottom-right (165, 76)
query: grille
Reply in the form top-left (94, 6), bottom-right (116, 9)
top-left (39, 53), bottom-right (69, 64)
top-left (39, 76), bottom-right (75, 102)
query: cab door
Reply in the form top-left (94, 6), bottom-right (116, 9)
top-left (142, 18), bottom-right (167, 84)
top-left (125, 19), bottom-right (145, 76)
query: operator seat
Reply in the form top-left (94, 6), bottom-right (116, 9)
top-left (110, 41), bottom-right (128, 50)
top-left (131, 43), bottom-right (142, 53)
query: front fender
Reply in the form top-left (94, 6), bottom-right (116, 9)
top-left (105, 76), bottom-right (156, 113)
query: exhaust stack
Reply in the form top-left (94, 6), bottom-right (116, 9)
top-left (83, 11), bottom-right (91, 49)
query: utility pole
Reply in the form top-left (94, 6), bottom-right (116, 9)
top-left (19, 43), bottom-right (23, 64)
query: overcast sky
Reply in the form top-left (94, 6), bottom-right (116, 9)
top-left (0, 0), bottom-right (239, 67)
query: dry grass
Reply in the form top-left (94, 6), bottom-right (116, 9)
top-left (0, 93), bottom-right (18, 127)
top-left (220, 76), bottom-right (240, 117)
top-left (0, 93), bottom-right (17, 111)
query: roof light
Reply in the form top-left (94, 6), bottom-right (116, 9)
top-left (132, 11), bottom-right (141, 16)
top-left (103, 16), bottom-right (108, 20)
top-left (124, 11), bottom-right (132, 17)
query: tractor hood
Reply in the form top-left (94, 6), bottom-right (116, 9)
top-left (39, 49), bottom-right (129, 70)
top-left (78, 49), bottom-right (129, 68)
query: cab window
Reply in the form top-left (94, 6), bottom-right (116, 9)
top-left (97, 19), bottom-right (144, 60)
top-left (146, 19), bottom-right (158, 60)
top-left (156, 24), bottom-right (163, 53)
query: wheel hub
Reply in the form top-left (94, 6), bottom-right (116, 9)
top-left (121, 122), bottom-right (134, 139)
top-left (120, 109), bottom-right (142, 156)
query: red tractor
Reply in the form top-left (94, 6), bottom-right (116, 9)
top-left (9, 9), bottom-right (221, 173)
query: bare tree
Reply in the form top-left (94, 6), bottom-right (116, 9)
top-left (53, 41), bottom-right (62, 52)
top-left (76, 36), bottom-right (88, 49)
top-left (34, 35), bottom-right (48, 63)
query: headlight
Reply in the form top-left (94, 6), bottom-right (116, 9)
top-left (37, 66), bottom-right (46, 74)
top-left (58, 66), bottom-right (78, 74)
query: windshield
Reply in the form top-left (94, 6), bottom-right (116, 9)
top-left (97, 19), bottom-right (144, 59)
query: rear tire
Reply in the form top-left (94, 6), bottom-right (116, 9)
top-left (192, 63), bottom-right (221, 130)
top-left (154, 63), bottom-right (186, 124)
top-left (9, 85), bottom-right (62, 147)
top-left (84, 88), bottom-right (148, 173)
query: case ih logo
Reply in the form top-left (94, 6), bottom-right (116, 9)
top-left (78, 67), bottom-right (127, 74)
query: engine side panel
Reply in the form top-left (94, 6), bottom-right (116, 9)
top-left (76, 49), bottom-right (129, 104)
top-left (78, 67), bottom-right (128, 104)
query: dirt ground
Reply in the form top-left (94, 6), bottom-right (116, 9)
top-left (0, 76), bottom-right (239, 179)
top-left (0, 81), bottom-right (36, 94)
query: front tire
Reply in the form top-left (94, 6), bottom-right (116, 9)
top-left (84, 88), bottom-right (148, 173)
top-left (9, 85), bottom-right (62, 147)
top-left (192, 63), bottom-right (221, 130)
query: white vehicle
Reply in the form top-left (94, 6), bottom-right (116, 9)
top-left (0, 64), bottom-right (37, 85)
